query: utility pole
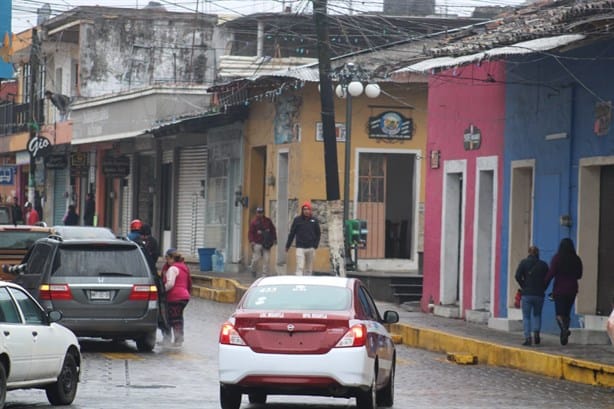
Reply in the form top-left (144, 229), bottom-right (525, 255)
top-left (313, 0), bottom-right (346, 276)
top-left (28, 27), bottom-right (40, 205)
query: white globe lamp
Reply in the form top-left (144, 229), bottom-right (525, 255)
top-left (347, 81), bottom-right (364, 97)
top-left (365, 83), bottom-right (381, 99)
top-left (335, 84), bottom-right (347, 99)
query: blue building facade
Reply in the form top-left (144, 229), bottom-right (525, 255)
top-left (0, 0), bottom-right (13, 79)
top-left (502, 38), bottom-right (614, 334)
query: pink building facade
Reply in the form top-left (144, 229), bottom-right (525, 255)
top-left (422, 61), bottom-right (506, 321)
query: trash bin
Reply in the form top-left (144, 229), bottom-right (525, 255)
top-left (197, 248), bottom-right (215, 271)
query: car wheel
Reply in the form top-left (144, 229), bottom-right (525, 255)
top-left (355, 369), bottom-right (377, 409)
top-left (136, 331), bottom-right (156, 352)
top-left (220, 384), bottom-right (241, 409)
top-left (248, 391), bottom-right (267, 404)
top-left (377, 359), bottom-right (395, 407)
top-left (0, 363), bottom-right (7, 408)
top-left (46, 352), bottom-right (79, 405)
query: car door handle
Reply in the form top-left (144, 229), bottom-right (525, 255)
top-left (3, 331), bottom-right (8, 336)
top-left (32, 331), bottom-right (38, 337)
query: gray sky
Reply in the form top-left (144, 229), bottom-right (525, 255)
top-left (12, 0), bottom-right (526, 32)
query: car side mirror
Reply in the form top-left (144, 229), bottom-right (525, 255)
top-left (48, 310), bottom-right (63, 323)
top-left (383, 310), bottom-right (399, 324)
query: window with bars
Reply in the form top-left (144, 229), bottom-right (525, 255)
top-left (358, 154), bottom-right (385, 203)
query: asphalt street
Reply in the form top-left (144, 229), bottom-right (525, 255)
top-left (6, 298), bottom-right (613, 409)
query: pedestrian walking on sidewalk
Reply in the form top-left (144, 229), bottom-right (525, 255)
top-left (24, 201), bottom-right (40, 225)
top-left (141, 224), bottom-right (169, 339)
top-left (285, 201), bottom-right (321, 275)
top-left (63, 204), bottom-right (79, 226)
top-left (515, 246), bottom-right (549, 346)
top-left (83, 192), bottom-right (95, 226)
top-left (545, 238), bottom-right (583, 346)
top-left (163, 249), bottom-right (192, 347)
top-left (248, 207), bottom-right (277, 277)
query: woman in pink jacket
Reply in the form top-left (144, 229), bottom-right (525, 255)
top-left (162, 248), bottom-right (192, 347)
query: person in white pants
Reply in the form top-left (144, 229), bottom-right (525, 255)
top-left (248, 207), bottom-right (277, 277)
top-left (285, 201), bottom-right (321, 275)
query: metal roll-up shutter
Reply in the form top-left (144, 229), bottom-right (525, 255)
top-left (176, 146), bottom-right (207, 257)
top-left (53, 167), bottom-right (68, 225)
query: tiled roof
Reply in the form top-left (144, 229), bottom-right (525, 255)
top-left (427, 0), bottom-right (614, 57)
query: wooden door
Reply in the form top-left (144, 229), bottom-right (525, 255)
top-left (357, 154), bottom-right (385, 259)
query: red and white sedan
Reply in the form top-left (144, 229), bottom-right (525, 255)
top-left (218, 275), bottom-right (399, 409)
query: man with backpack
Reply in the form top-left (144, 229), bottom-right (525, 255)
top-left (248, 207), bottom-right (277, 277)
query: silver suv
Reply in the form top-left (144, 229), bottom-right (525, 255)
top-left (12, 233), bottom-right (159, 352)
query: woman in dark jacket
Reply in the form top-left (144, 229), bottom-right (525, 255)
top-left (545, 238), bottom-right (583, 346)
top-left (63, 205), bottom-right (79, 226)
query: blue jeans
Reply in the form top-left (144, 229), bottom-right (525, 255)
top-left (521, 295), bottom-right (544, 338)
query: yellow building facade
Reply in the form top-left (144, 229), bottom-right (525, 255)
top-left (241, 80), bottom-right (428, 274)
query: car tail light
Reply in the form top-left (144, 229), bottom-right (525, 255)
top-left (219, 322), bottom-right (247, 346)
top-left (335, 324), bottom-right (367, 347)
top-left (39, 284), bottom-right (73, 301)
top-left (129, 285), bottom-right (158, 301)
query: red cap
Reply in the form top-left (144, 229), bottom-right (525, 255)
top-left (302, 201), bottom-right (312, 210)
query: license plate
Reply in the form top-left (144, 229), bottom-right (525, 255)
top-left (90, 290), bottom-right (111, 300)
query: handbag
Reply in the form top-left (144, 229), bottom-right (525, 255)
top-left (514, 289), bottom-right (522, 308)
top-left (262, 230), bottom-right (274, 249)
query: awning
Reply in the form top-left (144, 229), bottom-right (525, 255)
top-left (392, 34), bottom-right (586, 74)
top-left (71, 130), bottom-right (147, 145)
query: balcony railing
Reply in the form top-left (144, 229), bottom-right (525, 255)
top-left (0, 99), bottom-right (44, 136)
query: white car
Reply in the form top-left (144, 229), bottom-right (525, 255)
top-left (218, 275), bottom-right (399, 409)
top-left (0, 281), bottom-right (80, 408)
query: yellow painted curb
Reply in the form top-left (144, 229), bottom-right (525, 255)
top-left (192, 276), bottom-right (250, 304)
top-left (446, 352), bottom-right (477, 365)
top-left (390, 323), bottom-right (614, 387)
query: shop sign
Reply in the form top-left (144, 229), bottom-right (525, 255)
top-left (70, 152), bottom-right (89, 177)
top-left (368, 111), bottom-right (412, 140)
top-left (316, 122), bottom-right (346, 142)
top-left (0, 166), bottom-right (16, 185)
top-left (463, 124), bottom-right (482, 151)
top-left (27, 135), bottom-right (52, 159)
top-left (102, 155), bottom-right (130, 177)
top-left (45, 154), bottom-right (68, 170)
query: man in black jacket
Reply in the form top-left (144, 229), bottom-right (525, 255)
top-left (514, 245), bottom-right (549, 346)
top-left (285, 201), bottom-right (320, 275)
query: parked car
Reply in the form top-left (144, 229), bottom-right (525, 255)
top-left (51, 225), bottom-right (117, 240)
top-left (0, 280), bottom-right (80, 408)
top-left (11, 234), bottom-right (159, 352)
top-left (0, 205), bottom-right (12, 225)
top-left (0, 224), bottom-right (55, 280)
top-left (218, 275), bottom-right (399, 409)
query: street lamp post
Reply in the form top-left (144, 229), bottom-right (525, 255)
top-left (334, 63), bottom-right (380, 267)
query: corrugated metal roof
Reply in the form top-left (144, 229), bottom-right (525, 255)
top-left (218, 55), bottom-right (318, 80)
top-left (246, 66), bottom-right (320, 82)
top-left (394, 34), bottom-right (586, 73)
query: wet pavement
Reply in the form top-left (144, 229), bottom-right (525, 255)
top-left (188, 263), bottom-right (614, 388)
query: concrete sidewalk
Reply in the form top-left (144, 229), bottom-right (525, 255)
top-left (187, 265), bottom-right (614, 388)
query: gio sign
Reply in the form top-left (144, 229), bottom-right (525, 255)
top-left (28, 135), bottom-right (52, 159)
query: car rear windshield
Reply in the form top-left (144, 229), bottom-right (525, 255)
top-left (0, 232), bottom-right (49, 249)
top-left (52, 244), bottom-right (150, 277)
top-left (243, 284), bottom-right (351, 311)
